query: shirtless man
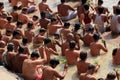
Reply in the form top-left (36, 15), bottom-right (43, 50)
top-left (22, 51), bottom-right (47, 80)
top-left (47, 18), bottom-right (63, 36)
top-left (11, 6), bottom-right (18, 22)
top-left (111, 8), bottom-right (120, 34)
top-left (11, 0), bottom-right (19, 7)
top-left (39, 0), bottom-right (53, 18)
top-left (57, 0), bottom-right (77, 21)
top-left (18, 7), bottom-right (30, 24)
top-left (112, 48), bottom-right (120, 65)
top-left (65, 41), bottom-right (79, 65)
top-left (24, 22), bottom-right (35, 43)
top-left (39, 12), bottom-right (50, 29)
top-left (94, 0), bottom-right (109, 15)
top-left (41, 59), bottom-right (67, 80)
top-left (3, 43), bottom-right (16, 71)
top-left (79, 64), bottom-right (100, 80)
top-left (33, 28), bottom-right (46, 48)
top-left (14, 46), bottom-right (29, 73)
top-left (39, 38), bottom-right (59, 63)
top-left (76, 51), bottom-right (91, 75)
top-left (0, 41), bottom-right (6, 65)
top-left (0, 13), bottom-right (8, 29)
top-left (4, 16), bottom-right (16, 34)
top-left (20, 0), bottom-right (36, 13)
top-left (90, 33), bottom-right (108, 56)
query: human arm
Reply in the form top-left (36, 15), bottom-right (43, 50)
top-left (98, 44), bottom-right (108, 52)
top-left (68, 5), bottom-right (75, 11)
top-left (49, 48), bottom-right (59, 55)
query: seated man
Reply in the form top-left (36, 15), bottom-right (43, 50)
top-left (65, 41), bottom-right (79, 65)
top-left (76, 51), bottom-right (90, 75)
top-left (90, 33), bottom-right (108, 56)
top-left (79, 64), bottom-right (100, 80)
top-left (22, 51), bottom-right (47, 80)
top-left (105, 72), bottom-right (117, 80)
top-left (57, 0), bottom-right (77, 21)
top-left (41, 59), bottom-right (67, 80)
top-left (112, 48), bottom-right (120, 65)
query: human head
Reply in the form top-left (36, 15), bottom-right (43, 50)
top-left (44, 38), bottom-right (51, 45)
top-left (7, 43), bottom-right (14, 52)
top-left (7, 16), bottom-right (13, 23)
top-left (31, 52), bottom-right (40, 60)
top-left (0, 40), bottom-right (6, 48)
top-left (98, 6), bottom-right (104, 14)
top-left (27, 22), bottom-right (33, 29)
top-left (87, 64), bottom-right (96, 74)
top-left (18, 46), bottom-right (24, 54)
top-left (50, 59), bottom-right (60, 68)
top-left (0, 2), bottom-right (4, 10)
top-left (69, 41), bottom-right (76, 50)
top-left (42, 0), bottom-right (47, 2)
top-left (22, 7), bottom-right (28, 14)
top-left (12, 30), bottom-right (21, 39)
top-left (39, 28), bottom-right (46, 33)
top-left (61, 0), bottom-right (65, 3)
top-left (40, 12), bottom-right (46, 19)
top-left (13, 6), bottom-right (18, 11)
top-left (22, 37), bottom-right (28, 45)
top-left (81, 0), bottom-right (87, 5)
top-left (1, 12), bottom-right (8, 18)
top-left (106, 72), bottom-right (116, 80)
top-left (32, 15), bottom-right (39, 21)
top-left (6, 29), bottom-right (12, 36)
top-left (66, 33), bottom-right (74, 42)
top-left (112, 48), bottom-right (117, 56)
top-left (116, 8), bottom-right (120, 15)
top-left (80, 51), bottom-right (87, 61)
top-left (74, 24), bottom-right (80, 32)
top-left (83, 4), bottom-right (89, 11)
top-left (64, 22), bottom-right (70, 28)
top-left (93, 33), bottom-right (100, 42)
top-left (16, 21), bottom-right (23, 28)
top-left (54, 33), bottom-right (60, 39)
top-left (98, 0), bottom-right (103, 5)
top-left (98, 78), bottom-right (104, 80)
top-left (88, 26), bottom-right (94, 33)
top-left (50, 17), bottom-right (57, 23)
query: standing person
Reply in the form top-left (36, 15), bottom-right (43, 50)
top-left (94, 6), bottom-right (108, 33)
top-left (41, 59), bottom-right (67, 80)
top-left (65, 41), bottom-right (79, 65)
top-left (79, 64), bottom-right (100, 80)
top-left (22, 51), bottom-right (47, 80)
top-left (111, 8), bottom-right (120, 34)
top-left (94, 0), bottom-right (109, 15)
top-left (76, 51), bottom-right (91, 75)
top-left (38, 0), bottom-right (53, 19)
top-left (57, 0), bottom-right (77, 21)
top-left (90, 33), bottom-right (108, 56)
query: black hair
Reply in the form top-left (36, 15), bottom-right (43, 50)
top-left (98, 0), bottom-right (103, 5)
top-left (81, 0), bottom-right (87, 5)
top-left (106, 72), bottom-right (116, 79)
top-left (116, 8), bottom-right (120, 15)
top-left (13, 30), bottom-right (20, 37)
top-left (13, 6), bottom-right (18, 11)
top-left (118, 1), bottom-right (120, 5)
top-left (112, 48), bottom-right (117, 56)
top-left (18, 46), bottom-right (24, 53)
top-left (54, 33), bottom-right (60, 38)
top-left (74, 24), bottom-right (80, 31)
top-left (22, 37), bottom-right (28, 45)
top-left (16, 21), bottom-right (23, 26)
top-left (64, 22), bottom-right (70, 28)
top-left (93, 33), bottom-right (100, 41)
top-left (44, 38), bottom-right (51, 45)
top-left (7, 43), bottom-right (14, 51)
top-left (33, 15), bottom-right (39, 20)
top-left (83, 4), bottom-right (89, 10)
top-left (31, 52), bottom-right (40, 58)
top-left (40, 12), bottom-right (46, 19)
top-left (51, 18), bottom-right (56, 22)
top-left (69, 41), bottom-right (76, 49)
top-left (98, 78), bottom-right (104, 80)
top-left (80, 51), bottom-right (87, 61)
top-left (61, 0), bottom-right (65, 3)
top-left (88, 64), bottom-right (96, 70)
top-left (98, 6), bottom-right (104, 14)
top-left (50, 59), bottom-right (60, 68)
top-left (88, 26), bottom-right (94, 32)
top-left (6, 29), bottom-right (12, 33)
top-left (27, 22), bottom-right (33, 29)
top-left (7, 16), bottom-right (12, 22)
top-left (0, 2), bottom-right (3, 8)
top-left (39, 28), bottom-right (46, 33)
top-left (22, 7), bottom-right (28, 12)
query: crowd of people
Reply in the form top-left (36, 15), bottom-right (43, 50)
top-left (0, 0), bottom-right (120, 80)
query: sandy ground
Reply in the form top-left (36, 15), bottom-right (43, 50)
top-left (0, 0), bottom-right (120, 80)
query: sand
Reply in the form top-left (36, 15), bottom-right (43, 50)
top-left (0, 0), bottom-right (120, 80)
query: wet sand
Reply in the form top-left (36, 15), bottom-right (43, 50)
top-left (0, 0), bottom-right (120, 80)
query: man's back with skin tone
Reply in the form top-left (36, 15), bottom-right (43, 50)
top-left (0, 17), bottom-right (7, 29)
top-left (21, 0), bottom-right (34, 7)
top-left (76, 51), bottom-right (90, 75)
top-left (58, 0), bottom-right (75, 17)
top-left (65, 41), bottom-right (79, 65)
top-left (90, 33), bottom-right (108, 56)
top-left (22, 51), bottom-right (47, 80)
top-left (11, 0), bottom-right (18, 7)
top-left (41, 59), bottom-right (67, 80)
